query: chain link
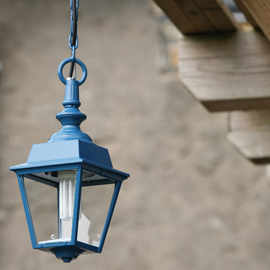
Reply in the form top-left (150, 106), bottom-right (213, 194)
top-left (69, 0), bottom-right (79, 78)
top-left (58, 0), bottom-right (87, 85)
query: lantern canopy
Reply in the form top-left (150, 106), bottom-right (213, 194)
top-left (9, 61), bottom-right (129, 262)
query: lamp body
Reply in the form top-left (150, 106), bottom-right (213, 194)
top-left (9, 78), bottom-right (129, 262)
top-left (10, 140), bottom-right (129, 262)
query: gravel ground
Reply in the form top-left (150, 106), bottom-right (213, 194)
top-left (0, 1), bottom-right (269, 270)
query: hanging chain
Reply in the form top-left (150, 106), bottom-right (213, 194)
top-left (58, 0), bottom-right (87, 86)
top-left (68, 0), bottom-right (79, 78)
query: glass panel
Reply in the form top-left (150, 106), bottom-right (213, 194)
top-left (24, 169), bottom-right (77, 245)
top-left (77, 169), bottom-right (115, 247)
top-left (24, 175), bottom-right (58, 243)
top-left (82, 170), bottom-right (114, 185)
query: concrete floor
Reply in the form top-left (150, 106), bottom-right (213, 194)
top-left (0, 1), bottom-right (270, 269)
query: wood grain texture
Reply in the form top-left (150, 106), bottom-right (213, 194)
top-left (154, 0), bottom-right (198, 34)
top-left (203, 98), bottom-right (270, 112)
top-left (174, 0), bottom-right (216, 33)
top-left (228, 110), bottom-right (270, 164)
top-left (234, 0), bottom-right (259, 29)
top-left (229, 110), bottom-right (270, 131)
top-left (154, 0), bottom-right (238, 34)
top-left (241, 0), bottom-right (270, 41)
top-left (194, 0), bottom-right (239, 31)
top-left (179, 30), bottom-right (270, 112)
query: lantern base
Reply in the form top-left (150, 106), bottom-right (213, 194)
top-left (51, 246), bottom-right (86, 263)
top-left (62, 257), bottom-right (72, 263)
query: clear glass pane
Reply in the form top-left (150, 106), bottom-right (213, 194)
top-left (77, 170), bottom-right (115, 247)
top-left (24, 175), bottom-right (58, 243)
top-left (24, 169), bottom-right (77, 245)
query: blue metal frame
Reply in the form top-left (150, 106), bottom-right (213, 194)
top-left (71, 168), bottom-right (82, 244)
top-left (12, 161), bottom-right (128, 261)
top-left (97, 181), bottom-right (122, 252)
top-left (17, 175), bottom-right (37, 247)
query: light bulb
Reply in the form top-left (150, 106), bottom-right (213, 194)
top-left (58, 170), bottom-right (76, 221)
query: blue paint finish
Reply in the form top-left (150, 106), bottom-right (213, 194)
top-left (82, 179), bottom-right (114, 187)
top-left (57, 185), bottom-right (60, 241)
top-left (71, 167), bottom-right (83, 244)
top-left (11, 163), bottom-right (80, 175)
top-left (17, 175), bottom-right (37, 248)
top-left (58, 58), bottom-right (87, 86)
top-left (75, 240), bottom-right (99, 252)
top-left (79, 140), bottom-right (112, 167)
top-left (27, 140), bottom-right (111, 167)
top-left (11, 155), bottom-right (129, 262)
top-left (98, 182), bottom-right (122, 253)
top-left (24, 174), bottom-right (58, 188)
top-left (30, 141), bottom-right (80, 163)
top-left (10, 141), bottom-right (128, 181)
top-left (81, 163), bottom-right (129, 181)
top-left (14, 163), bottom-right (127, 261)
top-left (51, 246), bottom-right (85, 262)
top-left (10, 62), bottom-right (129, 262)
top-left (50, 76), bottom-right (90, 143)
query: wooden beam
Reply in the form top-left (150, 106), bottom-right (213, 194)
top-left (154, 0), bottom-right (238, 34)
top-left (234, 0), bottom-right (260, 29)
top-left (174, 0), bottom-right (216, 33)
top-left (179, 30), bottom-right (270, 112)
top-left (228, 110), bottom-right (270, 164)
top-left (194, 0), bottom-right (239, 31)
top-left (154, 0), bottom-right (198, 34)
top-left (241, 0), bottom-right (270, 41)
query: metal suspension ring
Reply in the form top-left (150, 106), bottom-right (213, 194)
top-left (58, 57), bottom-right (87, 86)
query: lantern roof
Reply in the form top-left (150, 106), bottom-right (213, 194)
top-left (10, 139), bottom-right (128, 180)
top-left (10, 78), bottom-right (129, 182)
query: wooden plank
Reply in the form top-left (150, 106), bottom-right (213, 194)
top-left (174, 0), bottom-right (216, 33)
top-left (194, 0), bottom-right (239, 31)
top-left (241, 0), bottom-right (270, 41)
top-left (154, 0), bottom-right (199, 34)
top-left (229, 110), bottom-right (270, 131)
top-left (179, 30), bottom-right (270, 112)
top-left (228, 110), bottom-right (270, 164)
top-left (154, 0), bottom-right (238, 34)
top-left (203, 98), bottom-right (270, 112)
top-left (179, 31), bottom-right (270, 59)
top-left (234, 0), bottom-right (260, 29)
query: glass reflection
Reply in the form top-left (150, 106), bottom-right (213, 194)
top-left (77, 170), bottom-right (114, 247)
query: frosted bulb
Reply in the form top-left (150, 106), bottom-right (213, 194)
top-left (58, 170), bottom-right (76, 221)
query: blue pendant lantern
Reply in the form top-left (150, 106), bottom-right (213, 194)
top-left (9, 0), bottom-right (129, 263)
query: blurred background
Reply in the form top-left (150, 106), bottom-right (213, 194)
top-left (1, 0), bottom-right (270, 269)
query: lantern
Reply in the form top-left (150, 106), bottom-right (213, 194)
top-left (9, 42), bottom-right (129, 262)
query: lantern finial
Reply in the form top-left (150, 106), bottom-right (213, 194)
top-left (49, 58), bottom-right (92, 143)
